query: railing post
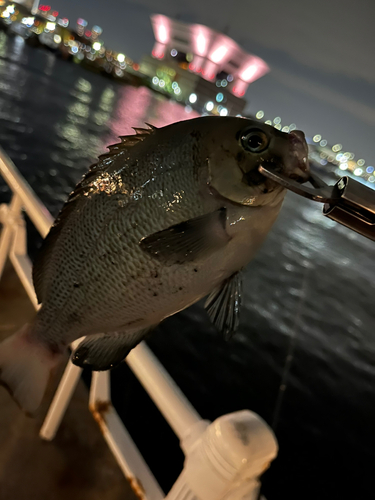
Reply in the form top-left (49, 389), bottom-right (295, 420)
top-left (9, 207), bottom-right (39, 308)
top-left (0, 194), bottom-right (23, 279)
top-left (126, 342), bottom-right (202, 440)
top-left (166, 410), bottom-right (278, 500)
top-left (40, 339), bottom-right (84, 440)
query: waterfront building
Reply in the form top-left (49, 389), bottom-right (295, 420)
top-left (140, 14), bottom-right (269, 116)
top-left (14, 0), bottom-right (39, 14)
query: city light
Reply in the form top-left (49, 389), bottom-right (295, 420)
top-left (57, 18), bottom-right (69, 27)
top-left (210, 46), bottom-right (227, 63)
top-left (93, 42), bottom-right (101, 51)
top-left (53, 34), bottom-right (61, 44)
top-left (158, 25), bottom-right (168, 43)
top-left (240, 64), bottom-right (257, 81)
top-left (152, 76), bottom-right (159, 85)
top-left (205, 101), bottom-right (214, 111)
top-left (197, 33), bottom-right (206, 55)
top-left (21, 17), bottom-right (34, 26)
top-left (1, 4), bottom-right (14, 18)
top-left (191, 25), bottom-right (210, 57)
top-left (45, 22), bottom-right (55, 31)
top-left (216, 92), bottom-right (224, 102)
top-left (92, 25), bottom-right (103, 35)
top-left (239, 56), bottom-right (270, 83)
top-left (247, 102), bottom-right (371, 181)
top-left (117, 53), bottom-right (125, 63)
top-left (189, 93), bottom-right (197, 103)
top-left (171, 49), bottom-right (178, 57)
top-left (219, 107), bottom-right (228, 116)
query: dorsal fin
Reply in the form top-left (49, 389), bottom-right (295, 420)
top-left (99, 122), bottom-right (157, 161)
top-left (32, 123), bottom-right (157, 303)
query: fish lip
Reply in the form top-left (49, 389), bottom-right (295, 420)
top-left (285, 130), bottom-right (310, 182)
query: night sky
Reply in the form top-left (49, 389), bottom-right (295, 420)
top-left (51, 0), bottom-right (375, 165)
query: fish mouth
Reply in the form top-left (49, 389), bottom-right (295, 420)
top-left (242, 129), bottom-right (310, 191)
top-left (285, 130), bottom-right (310, 182)
top-left (249, 130), bottom-right (310, 186)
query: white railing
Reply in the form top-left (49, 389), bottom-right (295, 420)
top-left (0, 146), bottom-right (278, 500)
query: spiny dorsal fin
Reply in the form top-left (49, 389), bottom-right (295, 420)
top-left (32, 123), bottom-right (157, 303)
top-left (99, 122), bottom-right (157, 161)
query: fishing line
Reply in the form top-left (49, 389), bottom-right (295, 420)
top-left (257, 259), bottom-right (310, 500)
top-left (271, 261), bottom-right (310, 431)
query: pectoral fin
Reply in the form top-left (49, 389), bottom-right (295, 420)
top-left (71, 327), bottom-right (155, 371)
top-left (205, 272), bottom-right (242, 340)
top-left (140, 208), bottom-right (230, 264)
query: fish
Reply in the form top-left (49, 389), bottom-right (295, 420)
top-left (0, 116), bottom-right (309, 413)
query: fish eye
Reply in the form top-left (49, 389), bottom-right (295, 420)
top-left (240, 129), bottom-right (269, 153)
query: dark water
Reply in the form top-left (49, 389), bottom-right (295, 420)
top-left (0, 33), bottom-right (374, 499)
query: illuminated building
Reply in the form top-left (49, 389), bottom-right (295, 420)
top-left (140, 14), bottom-right (269, 115)
top-left (91, 25), bottom-right (102, 40)
top-left (76, 18), bottom-right (87, 37)
top-left (14, 0), bottom-right (40, 14)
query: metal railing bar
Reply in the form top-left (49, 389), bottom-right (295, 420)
top-left (0, 147), bottom-right (53, 237)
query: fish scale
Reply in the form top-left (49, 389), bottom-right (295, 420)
top-left (33, 133), bottom-right (207, 345)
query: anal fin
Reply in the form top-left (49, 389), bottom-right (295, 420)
top-left (71, 327), bottom-right (155, 371)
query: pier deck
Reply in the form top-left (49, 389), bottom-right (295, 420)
top-left (0, 260), bottom-right (137, 500)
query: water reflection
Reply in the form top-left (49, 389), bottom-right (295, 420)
top-left (0, 32), bottom-right (8, 58)
top-left (110, 85), bottom-right (152, 139)
top-left (0, 39), bottom-right (373, 500)
top-left (54, 77), bottom-right (107, 169)
top-left (93, 87), bottom-right (115, 126)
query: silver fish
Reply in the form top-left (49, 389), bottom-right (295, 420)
top-left (0, 116), bottom-right (309, 413)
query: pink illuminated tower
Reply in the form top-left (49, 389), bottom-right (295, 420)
top-left (144, 14), bottom-right (269, 115)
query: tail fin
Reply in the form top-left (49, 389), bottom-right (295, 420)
top-left (0, 324), bottom-right (61, 414)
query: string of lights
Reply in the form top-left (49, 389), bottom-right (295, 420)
top-left (255, 110), bottom-right (374, 184)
